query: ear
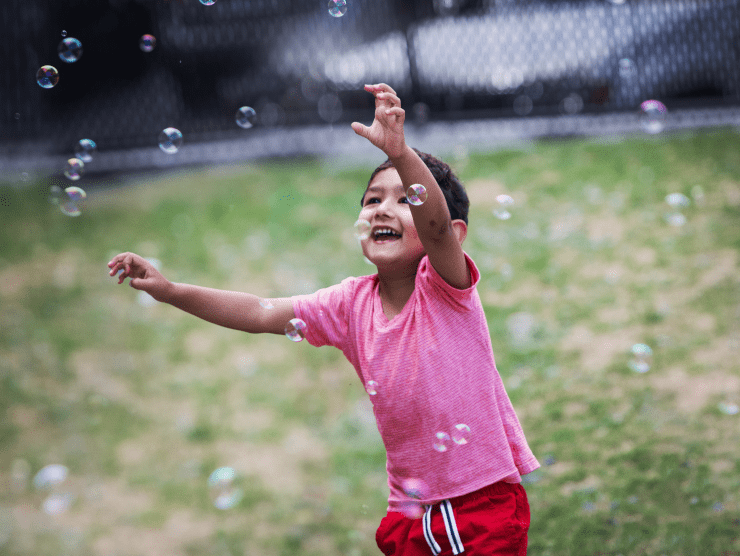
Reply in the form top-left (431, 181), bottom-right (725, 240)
top-left (451, 219), bottom-right (467, 245)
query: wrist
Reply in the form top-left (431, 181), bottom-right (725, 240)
top-left (388, 144), bottom-right (413, 165)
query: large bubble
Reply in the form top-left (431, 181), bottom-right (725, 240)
top-left (406, 184), bottom-right (428, 206)
top-left (158, 127), bottom-right (183, 154)
top-left (284, 318), bottom-right (307, 342)
top-left (57, 37), bottom-right (83, 63)
top-left (328, 0), bottom-right (348, 17)
top-left (139, 34), bottom-right (156, 53)
top-left (639, 100), bottom-right (667, 134)
top-left (37, 66), bottom-right (59, 89)
top-left (74, 139), bottom-right (97, 163)
top-left (236, 106), bottom-right (257, 129)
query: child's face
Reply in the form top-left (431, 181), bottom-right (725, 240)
top-left (358, 168), bottom-right (426, 273)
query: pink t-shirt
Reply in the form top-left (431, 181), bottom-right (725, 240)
top-left (292, 253), bottom-right (539, 511)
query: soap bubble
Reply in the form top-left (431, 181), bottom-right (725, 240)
top-left (406, 184), bottom-right (428, 206)
top-left (207, 467), bottom-right (243, 510)
top-left (665, 212), bottom-right (686, 227)
top-left (33, 464), bottom-right (73, 515)
top-left (665, 192), bottom-right (690, 208)
top-left (639, 100), bottom-right (667, 134)
top-left (37, 65), bottom-right (59, 89)
top-left (259, 299), bottom-right (274, 309)
top-left (718, 402), bottom-right (739, 415)
top-left (354, 219), bottom-right (371, 241)
top-left (400, 478), bottom-right (428, 519)
top-left (451, 423), bottom-right (471, 445)
top-left (139, 34), bottom-right (156, 53)
top-left (200, 0), bottom-right (217, 5)
top-left (74, 139), bottom-right (97, 163)
top-left (365, 380), bottom-right (378, 396)
top-left (493, 194), bottom-right (514, 220)
top-left (328, 0), bottom-right (347, 17)
top-left (618, 58), bottom-right (636, 79)
top-left (48, 185), bottom-right (66, 205)
top-left (284, 318), bottom-right (307, 342)
top-left (628, 343), bottom-right (652, 373)
top-left (57, 37), bottom-right (83, 63)
top-left (64, 158), bottom-right (84, 181)
top-left (433, 431), bottom-right (452, 453)
top-left (158, 127), bottom-right (183, 154)
top-left (513, 95), bottom-right (533, 116)
top-left (61, 30), bottom-right (67, 37)
top-left (236, 106), bottom-right (257, 129)
top-left (61, 186), bottom-right (87, 217)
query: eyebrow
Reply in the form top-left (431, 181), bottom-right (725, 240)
top-left (366, 184), bottom-right (405, 194)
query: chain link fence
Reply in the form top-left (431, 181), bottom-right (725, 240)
top-left (2, 0), bottom-right (739, 173)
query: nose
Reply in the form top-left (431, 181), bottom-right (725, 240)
top-left (374, 196), bottom-right (395, 218)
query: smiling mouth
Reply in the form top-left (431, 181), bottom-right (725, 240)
top-left (372, 228), bottom-right (402, 242)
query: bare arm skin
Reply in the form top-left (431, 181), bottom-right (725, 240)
top-left (108, 252), bottom-right (295, 334)
top-left (351, 84), bottom-right (470, 289)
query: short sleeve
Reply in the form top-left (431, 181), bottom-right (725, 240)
top-left (291, 277), bottom-right (355, 350)
top-left (417, 252), bottom-right (481, 310)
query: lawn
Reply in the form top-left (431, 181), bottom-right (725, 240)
top-left (1, 128), bottom-right (739, 555)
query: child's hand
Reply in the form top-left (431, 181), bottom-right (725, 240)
top-left (107, 252), bottom-right (172, 302)
top-left (351, 83), bottom-right (406, 159)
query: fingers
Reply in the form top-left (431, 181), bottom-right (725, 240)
top-left (365, 83), bottom-right (397, 96)
top-left (351, 122), bottom-right (368, 137)
top-left (385, 107), bottom-right (405, 118)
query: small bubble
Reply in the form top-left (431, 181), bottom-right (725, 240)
top-left (200, 0), bottom-right (217, 5)
top-left (37, 65), bottom-right (59, 89)
top-left (328, 0), bottom-right (347, 17)
top-left (413, 102), bottom-right (430, 124)
top-left (365, 380), bottom-right (378, 396)
top-left (57, 37), bottom-right (83, 63)
top-left (618, 58), bottom-right (636, 79)
top-left (74, 139), bottom-right (97, 163)
top-left (493, 194), bottom-right (514, 220)
top-left (406, 184), bottom-right (428, 206)
top-left (399, 478), bottom-right (428, 519)
top-left (49, 185), bottom-right (65, 205)
top-left (451, 423), bottom-right (471, 445)
top-left (61, 30), bottom-right (67, 37)
top-left (664, 212), bottom-right (686, 227)
top-left (712, 502), bottom-right (725, 512)
top-left (139, 34), bottom-right (156, 53)
top-left (207, 467), bottom-right (243, 510)
top-left (639, 100), bottom-right (667, 134)
top-left (665, 192), bottom-right (690, 208)
top-left (158, 127), bottom-right (183, 154)
top-left (629, 343), bottom-right (652, 373)
top-left (318, 93), bottom-right (343, 123)
top-left (544, 454), bottom-right (556, 466)
top-left (33, 464), bottom-right (73, 515)
top-left (20, 172), bottom-right (29, 182)
top-left (433, 431), bottom-right (451, 453)
top-left (259, 299), bottom-right (274, 309)
top-left (60, 186), bottom-right (87, 217)
top-left (64, 158), bottom-right (84, 181)
top-left (284, 318), bottom-right (307, 342)
top-left (14, 112), bottom-right (20, 120)
top-left (236, 106), bottom-right (257, 129)
top-left (354, 219), bottom-right (371, 241)
top-left (718, 402), bottom-right (739, 415)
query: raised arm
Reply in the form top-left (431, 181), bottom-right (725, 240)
top-left (108, 252), bottom-right (295, 335)
top-left (351, 84), bottom-right (470, 289)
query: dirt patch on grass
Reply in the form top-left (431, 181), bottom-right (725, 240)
top-left (650, 366), bottom-right (740, 413)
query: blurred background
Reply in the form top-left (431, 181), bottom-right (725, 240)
top-left (2, 1), bottom-right (740, 555)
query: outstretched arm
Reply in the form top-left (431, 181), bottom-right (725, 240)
top-left (108, 252), bottom-right (295, 335)
top-left (351, 84), bottom-right (470, 289)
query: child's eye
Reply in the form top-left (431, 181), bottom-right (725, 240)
top-left (399, 196), bottom-right (409, 204)
top-left (365, 197), bottom-right (380, 205)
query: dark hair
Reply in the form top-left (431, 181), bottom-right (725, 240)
top-left (361, 148), bottom-right (470, 225)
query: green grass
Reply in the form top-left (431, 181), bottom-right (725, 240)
top-left (1, 129), bottom-right (740, 555)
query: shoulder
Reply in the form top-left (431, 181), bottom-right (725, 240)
top-left (417, 252), bottom-right (480, 292)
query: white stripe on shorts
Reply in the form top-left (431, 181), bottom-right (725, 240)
top-left (440, 499), bottom-right (465, 555)
top-left (422, 505), bottom-right (442, 555)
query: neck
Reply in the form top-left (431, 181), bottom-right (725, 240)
top-left (376, 261), bottom-right (419, 315)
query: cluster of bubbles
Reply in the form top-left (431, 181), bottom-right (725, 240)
top-left (328, 0), bottom-right (348, 17)
top-left (46, 138), bottom-right (96, 216)
top-left (406, 184), bottom-right (428, 206)
top-left (433, 423), bottom-right (471, 452)
top-left (628, 343), bottom-right (653, 373)
top-left (639, 100), bottom-right (668, 134)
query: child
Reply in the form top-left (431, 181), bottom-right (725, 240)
top-left (108, 83), bottom-right (540, 555)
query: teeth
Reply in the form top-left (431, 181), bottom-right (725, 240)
top-left (374, 228), bottom-right (399, 239)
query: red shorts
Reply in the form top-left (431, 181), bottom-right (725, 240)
top-left (375, 481), bottom-right (530, 556)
